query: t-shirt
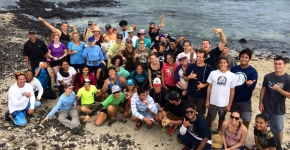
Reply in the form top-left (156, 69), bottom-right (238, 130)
top-left (133, 48), bottom-right (151, 64)
top-left (167, 44), bottom-right (184, 58)
top-left (119, 30), bottom-right (129, 43)
top-left (56, 66), bottom-right (77, 86)
top-left (205, 46), bottom-right (222, 70)
top-left (185, 63), bottom-right (213, 98)
top-left (207, 70), bottom-right (236, 107)
top-left (108, 33), bottom-right (117, 40)
top-left (262, 72), bottom-right (290, 115)
top-left (164, 98), bottom-right (187, 117)
top-left (102, 92), bottom-right (125, 110)
top-left (48, 42), bottom-right (67, 58)
top-left (231, 65), bottom-right (258, 103)
top-left (148, 62), bottom-right (163, 80)
top-left (107, 41), bottom-right (125, 67)
top-left (149, 89), bottom-right (167, 107)
top-left (161, 63), bottom-right (178, 86)
top-left (35, 67), bottom-right (50, 89)
top-left (149, 28), bottom-right (159, 41)
top-left (253, 128), bottom-right (281, 150)
top-left (130, 70), bottom-right (148, 86)
top-left (135, 38), bottom-right (151, 49)
top-left (225, 54), bottom-right (237, 70)
top-left (67, 41), bottom-right (86, 64)
top-left (77, 85), bottom-right (98, 105)
top-left (174, 64), bottom-right (188, 89)
top-left (23, 38), bottom-right (48, 60)
top-left (182, 114), bottom-right (212, 140)
top-left (101, 40), bottom-right (114, 60)
top-left (155, 51), bottom-right (166, 63)
top-left (175, 52), bottom-right (196, 65)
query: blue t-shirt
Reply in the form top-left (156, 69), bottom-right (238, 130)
top-left (231, 65), bottom-right (258, 103)
top-left (82, 45), bottom-right (104, 66)
top-left (35, 67), bottom-right (49, 89)
top-left (183, 114), bottom-right (212, 140)
top-left (67, 41), bottom-right (86, 64)
top-left (130, 70), bottom-right (148, 86)
top-left (185, 63), bottom-right (213, 98)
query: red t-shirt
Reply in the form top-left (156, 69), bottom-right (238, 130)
top-left (161, 63), bottom-right (178, 86)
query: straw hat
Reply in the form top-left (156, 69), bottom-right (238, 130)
top-left (127, 27), bottom-right (134, 32)
top-left (92, 26), bottom-right (101, 32)
top-left (211, 134), bottom-right (222, 149)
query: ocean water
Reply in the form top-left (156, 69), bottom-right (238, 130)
top-left (1, 0), bottom-right (290, 54)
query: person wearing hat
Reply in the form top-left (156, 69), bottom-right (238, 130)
top-left (84, 85), bottom-right (126, 126)
top-left (40, 83), bottom-right (81, 131)
top-left (34, 59), bottom-right (57, 100)
top-left (90, 25), bottom-right (102, 47)
top-left (123, 79), bottom-right (137, 118)
top-left (118, 37), bottom-right (136, 73)
top-left (6, 71), bottom-right (41, 125)
top-left (105, 24), bottom-right (117, 40)
top-left (107, 33), bottom-right (125, 68)
top-left (174, 53), bottom-right (189, 99)
top-left (175, 40), bottom-right (196, 65)
top-left (160, 91), bottom-right (188, 134)
top-left (83, 21), bottom-right (96, 42)
top-left (149, 14), bottom-right (164, 42)
top-left (149, 78), bottom-right (167, 108)
top-left (177, 104), bottom-right (212, 150)
top-left (23, 29), bottom-right (48, 71)
top-left (126, 27), bottom-right (138, 46)
top-left (131, 87), bottom-right (158, 130)
top-left (76, 78), bottom-right (100, 114)
top-left (135, 29), bottom-right (151, 49)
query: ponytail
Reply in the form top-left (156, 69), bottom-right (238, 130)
top-left (235, 121), bottom-right (241, 136)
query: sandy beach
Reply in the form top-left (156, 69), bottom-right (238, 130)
top-left (0, 12), bottom-right (289, 150)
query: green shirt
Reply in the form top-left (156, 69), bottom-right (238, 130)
top-left (77, 85), bottom-right (98, 105)
top-left (107, 41), bottom-right (125, 68)
top-left (102, 92), bottom-right (125, 110)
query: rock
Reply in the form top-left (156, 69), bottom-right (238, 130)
top-left (239, 38), bottom-right (247, 43)
top-left (282, 50), bottom-right (287, 54)
top-left (126, 134), bottom-right (131, 138)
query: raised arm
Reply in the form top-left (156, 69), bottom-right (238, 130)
top-left (213, 27), bottom-right (227, 51)
top-left (38, 17), bottom-right (61, 36)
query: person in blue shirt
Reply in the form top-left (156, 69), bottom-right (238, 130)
top-left (130, 64), bottom-right (149, 88)
top-left (230, 48), bottom-right (258, 129)
top-left (40, 83), bottom-right (80, 130)
top-left (67, 32), bottom-right (86, 72)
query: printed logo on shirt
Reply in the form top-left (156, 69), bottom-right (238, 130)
top-left (165, 69), bottom-right (171, 77)
top-left (158, 56), bottom-right (165, 62)
top-left (188, 124), bottom-right (198, 136)
top-left (268, 81), bottom-right (284, 88)
top-left (235, 72), bottom-right (247, 86)
top-left (217, 76), bottom-right (227, 86)
top-left (138, 53), bottom-right (149, 63)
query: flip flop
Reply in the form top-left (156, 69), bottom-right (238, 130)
top-left (147, 125), bottom-right (153, 129)
top-left (134, 121), bottom-right (143, 130)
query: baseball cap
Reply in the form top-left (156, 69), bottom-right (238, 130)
top-left (177, 53), bottom-right (187, 61)
top-left (105, 24), bottom-right (112, 30)
top-left (28, 29), bottom-right (36, 35)
top-left (111, 85), bottom-right (121, 93)
top-left (64, 83), bottom-right (74, 89)
top-left (159, 34), bottom-right (165, 38)
top-left (126, 79), bottom-right (134, 86)
top-left (88, 21), bottom-right (93, 24)
top-left (153, 78), bottom-right (162, 86)
top-left (84, 78), bottom-right (91, 83)
top-left (88, 36), bottom-right (95, 42)
top-left (165, 91), bottom-right (180, 101)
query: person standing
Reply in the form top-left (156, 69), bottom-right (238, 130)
top-left (107, 33), bottom-right (125, 68)
top-left (83, 21), bottom-right (95, 42)
top-left (230, 48), bottom-right (258, 129)
top-left (259, 56), bottom-right (290, 143)
top-left (67, 32), bottom-right (86, 72)
top-left (221, 45), bottom-right (237, 69)
top-left (133, 39), bottom-right (151, 68)
top-left (23, 29), bottom-right (48, 71)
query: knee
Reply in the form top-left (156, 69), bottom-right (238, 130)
top-left (80, 106), bottom-right (87, 112)
top-left (34, 101), bottom-right (41, 108)
top-left (94, 121), bottom-right (103, 126)
top-left (107, 105), bottom-right (117, 112)
top-left (15, 120), bottom-right (27, 126)
top-left (123, 112), bottom-right (130, 118)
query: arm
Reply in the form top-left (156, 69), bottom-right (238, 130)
top-left (34, 78), bottom-right (44, 100)
top-left (131, 96), bottom-right (144, 120)
top-left (38, 17), bottom-right (61, 36)
top-left (271, 85), bottom-right (290, 98)
top-left (47, 67), bottom-right (54, 79)
top-left (34, 66), bottom-right (42, 77)
top-left (205, 84), bottom-right (212, 108)
top-left (196, 137), bottom-right (208, 150)
top-left (259, 87), bottom-right (266, 111)
top-left (228, 126), bottom-right (248, 150)
top-left (67, 48), bottom-right (76, 55)
top-left (88, 104), bottom-right (104, 116)
top-left (8, 90), bottom-right (31, 107)
top-left (147, 97), bottom-right (158, 114)
top-left (68, 25), bottom-right (78, 37)
top-left (101, 79), bottom-right (110, 93)
top-left (228, 88), bottom-right (235, 107)
top-left (213, 27), bottom-right (227, 51)
top-left (24, 56), bottom-right (30, 69)
top-left (59, 49), bottom-right (68, 59)
top-left (254, 135), bottom-right (264, 150)
top-left (221, 121), bottom-right (228, 149)
top-left (45, 98), bottom-right (63, 119)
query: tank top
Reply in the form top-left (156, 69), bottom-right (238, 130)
top-left (107, 76), bottom-right (124, 94)
top-left (60, 31), bottom-right (70, 46)
top-left (225, 121), bottom-right (242, 147)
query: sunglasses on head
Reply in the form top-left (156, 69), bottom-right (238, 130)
top-left (61, 22), bottom-right (68, 25)
top-left (185, 110), bottom-right (195, 114)
top-left (139, 33), bottom-right (145, 35)
top-left (127, 41), bottom-right (132, 44)
top-left (113, 91), bottom-right (120, 94)
top-left (16, 71), bottom-right (25, 76)
top-left (230, 115), bottom-right (240, 120)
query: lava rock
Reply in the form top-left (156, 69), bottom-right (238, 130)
top-left (239, 38), bottom-right (247, 43)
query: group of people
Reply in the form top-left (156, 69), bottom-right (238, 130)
top-left (6, 14), bottom-right (289, 150)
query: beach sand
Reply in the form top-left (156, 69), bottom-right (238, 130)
top-left (0, 12), bottom-right (289, 150)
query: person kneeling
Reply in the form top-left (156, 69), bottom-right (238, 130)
top-left (84, 85), bottom-right (126, 126)
top-left (40, 83), bottom-right (81, 132)
top-left (131, 87), bottom-right (158, 130)
top-left (177, 104), bottom-right (212, 150)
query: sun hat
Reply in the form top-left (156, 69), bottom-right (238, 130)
top-left (92, 26), bottom-right (101, 32)
top-left (127, 27), bottom-right (134, 32)
top-left (153, 78), bottom-right (162, 86)
top-left (111, 85), bottom-right (121, 93)
top-left (126, 79), bottom-right (134, 86)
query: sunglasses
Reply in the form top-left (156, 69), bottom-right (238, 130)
top-left (16, 71), bottom-right (25, 76)
top-left (127, 42), bottom-right (132, 44)
top-left (139, 33), bottom-right (145, 35)
top-left (117, 37), bottom-right (123, 39)
top-left (230, 115), bottom-right (240, 120)
top-left (113, 91), bottom-right (120, 94)
top-left (185, 110), bottom-right (195, 114)
top-left (88, 24), bottom-right (93, 26)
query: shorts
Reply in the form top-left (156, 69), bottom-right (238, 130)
top-left (231, 101), bottom-right (252, 121)
top-left (11, 101), bottom-right (41, 126)
top-left (137, 110), bottom-right (153, 119)
top-left (177, 132), bottom-right (211, 150)
top-left (167, 111), bottom-right (182, 121)
top-left (262, 109), bottom-right (284, 134)
top-left (100, 109), bottom-right (109, 115)
top-left (188, 96), bottom-right (206, 114)
top-left (206, 104), bottom-right (226, 121)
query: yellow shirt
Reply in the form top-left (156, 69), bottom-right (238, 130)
top-left (76, 85), bottom-right (98, 105)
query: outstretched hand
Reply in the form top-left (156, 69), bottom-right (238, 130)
top-left (40, 118), bottom-right (48, 125)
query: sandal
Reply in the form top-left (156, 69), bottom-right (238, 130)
top-left (134, 121), bottom-right (143, 130)
top-left (147, 125), bottom-right (153, 129)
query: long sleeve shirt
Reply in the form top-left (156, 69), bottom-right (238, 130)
top-left (46, 92), bottom-right (76, 119)
top-left (8, 83), bottom-right (36, 113)
top-left (131, 93), bottom-right (158, 120)
top-left (29, 77), bottom-right (44, 100)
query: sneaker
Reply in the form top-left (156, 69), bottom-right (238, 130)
top-left (167, 125), bottom-right (175, 134)
top-left (182, 145), bottom-right (192, 150)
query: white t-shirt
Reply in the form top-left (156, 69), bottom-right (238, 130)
top-left (207, 70), bottom-right (236, 107)
top-left (130, 36), bottom-right (139, 47)
top-left (29, 77), bottom-right (44, 100)
top-left (56, 66), bottom-right (77, 86)
top-left (102, 40), bottom-right (114, 60)
top-left (175, 52), bottom-right (196, 65)
top-left (176, 67), bottom-right (188, 89)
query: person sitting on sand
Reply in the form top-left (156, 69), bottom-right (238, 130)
top-left (74, 65), bottom-right (96, 93)
top-left (23, 29), bottom-right (48, 71)
top-left (254, 114), bottom-right (282, 150)
top-left (56, 60), bottom-right (77, 95)
top-left (148, 78), bottom-right (167, 109)
top-left (131, 87), bottom-right (158, 130)
top-left (84, 85), bottom-right (126, 126)
top-left (7, 72), bottom-right (41, 126)
top-left (76, 79), bottom-right (100, 114)
top-left (129, 64), bottom-right (149, 88)
top-left (34, 59), bottom-right (57, 100)
top-left (101, 67), bottom-right (126, 96)
top-left (40, 83), bottom-right (81, 131)
top-left (25, 69), bottom-right (44, 101)
top-left (67, 32), bottom-right (86, 72)
top-left (159, 91), bottom-right (188, 134)
top-left (38, 17), bottom-right (77, 46)
top-left (221, 111), bottom-right (248, 150)
top-left (123, 79), bottom-right (137, 118)
top-left (177, 104), bottom-right (212, 150)
top-left (111, 55), bottom-right (130, 79)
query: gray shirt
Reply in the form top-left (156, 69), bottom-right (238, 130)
top-left (226, 54), bottom-right (237, 70)
top-left (262, 72), bottom-right (290, 115)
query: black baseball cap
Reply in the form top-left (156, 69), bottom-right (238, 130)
top-left (105, 24), bottom-right (112, 30)
top-left (28, 29), bottom-right (36, 35)
top-left (165, 91), bottom-right (181, 101)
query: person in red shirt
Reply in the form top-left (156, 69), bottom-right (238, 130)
top-left (162, 53), bottom-right (178, 91)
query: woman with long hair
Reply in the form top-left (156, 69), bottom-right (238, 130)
top-left (130, 64), bottom-right (149, 88)
top-left (56, 60), bottom-right (77, 95)
top-left (91, 26), bottom-right (103, 47)
top-left (74, 65), bottom-right (96, 93)
top-left (111, 55), bottom-right (130, 79)
top-left (161, 53), bottom-right (178, 91)
top-left (100, 33), bottom-right (114, 66)
top-left (67, 32), bottom-right (86, 72)
top-left (123, 79), bottom-right (137, 118)
top-left (148, 54), bottom-right (163, 89)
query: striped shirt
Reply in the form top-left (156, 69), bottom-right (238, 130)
top-left (131, 93), bottom-right (158, 120)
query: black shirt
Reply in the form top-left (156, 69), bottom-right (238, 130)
top-left (149, 28), bottom-right (160, 41)
top-left (204, 46), bottom-right (222, 70)
top-left (167, 44), bottom-right (184, 59)
top-left (149, 88), bottom-right (167, 107)
top-left (253, 127), bottom-right (282, 150)
top-left (23, 38), bottom-right (48, 60)
top-left (164, 98), bottom-right (188, 117)
top-left (148, 62), bottom-right (163, 80)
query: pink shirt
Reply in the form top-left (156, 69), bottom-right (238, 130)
top-left (161, 63), bottom-right (178, 86)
